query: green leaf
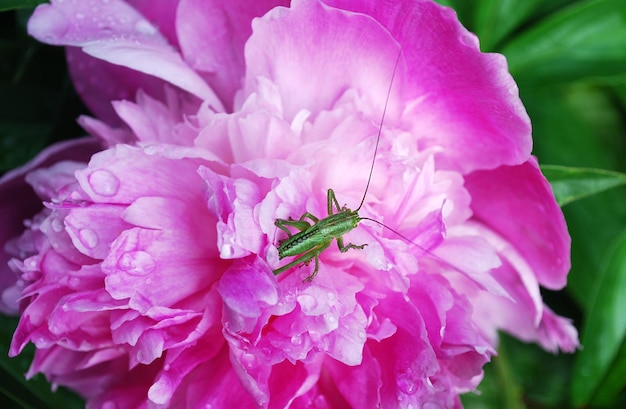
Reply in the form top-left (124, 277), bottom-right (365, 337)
top-left (0, 0), bottom-right (45, 12)
top-left (571, 231), bottom-right (626, 406)
top-left (472, 0), bottom-right (546, 51)
top-left (502, 0), bottom-right (626, 84)
top-left (524, 83), bottom-right (626, 309)
top-left (0, 316), bottom-right (84, 409)
top-left (541, 165), bottom-right (626, 207)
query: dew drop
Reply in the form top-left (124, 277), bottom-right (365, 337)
top-left (241, 352), bottom-right (257, 369)
top-left (397, 372), bottom-right (418, 395)
top-left (117, 251), bottom-right (155, 276)
top-left (88, 169), bottom-right (120, 196)
top-left (78, 228), bottom-right (99, 249)
top-left (101, 402), bottom-right (116, 409)
top-left (26, 258), bottom-right (38, 269)
top-left (164, 364), bottom-right (170, 371)
top-left (68, 277), bottom-right (81, 288)
top-left (297, 294), bottom-right (317, 313)
top-left (134, 19), bottom-right (157, 35)
top-left (358, 330), bottom-right (366, 340)
top-left (220, 244), bottom-right (235, 258)
top-left (51, 218), bottom-right (64, 233)
top-left (290, 334), bottom-right (303, 346)
top-left (284, 291), bottom-right (296, 303)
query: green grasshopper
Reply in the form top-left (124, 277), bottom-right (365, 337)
top-left (272, 54), bottom-right (401, 282)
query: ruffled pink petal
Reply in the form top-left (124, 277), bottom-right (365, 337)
top-left (536, 305), bottom-right (579, 353)
top-left (465, 158), bottom-right (571, 289)
top-left (457, 244), bottom-right (578, 353)
top-left (28, 0), bottom-right (223, 110)
top-left (326, 0), bottom-right (532, 172)
top-left (177, 0), bottom-right (288, 111)
top-left (0, 138), bottom-right (100, 314)
top-left (112, 87), bottom-right (199, 145)
top-left (242, 0), bottom-right (402, 123)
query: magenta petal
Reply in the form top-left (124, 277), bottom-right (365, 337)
top-left (0, 138), bottom-right (100, 314)
top-left (465, 158), bottom-right (571, 289)
top-left (28, 0), bottom-right (223, 110)
top-left (536, 305), bottom-right (579, 353)
top-left (217, 257), bottom-right (279, 333)
top-left (326, 0), bottom-right (531, 172)
top-left (67, 48), bottom-right (169, 125)
top-left (325, 347), bottom-right (382, 408)
top-left (177, 0), bottom-right (288, 111)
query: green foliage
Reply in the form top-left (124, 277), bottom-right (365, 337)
top-left (541, 165), bottom-right (626, 207)
top-left (0, 0), bottom-right (45, 12)
top-left (0, 7), bottom-right (86, 173)
top-left (441, 0), bottom-right (626, 408)
top-left (2, 0), bottom-right (626, 408)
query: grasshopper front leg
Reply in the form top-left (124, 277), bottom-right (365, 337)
top-left (336, 236), bottom-right (367, 253)
top-left (327, 188), bottom-right (343, 215)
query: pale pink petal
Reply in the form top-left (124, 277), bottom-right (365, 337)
top-left (177, 0), bottom-right (288, 111)
top-left (242, 0), bottom-right (402, 122)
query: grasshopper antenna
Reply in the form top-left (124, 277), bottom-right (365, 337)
top-left (356, 51), bottom-right (402, 212)
top-left (359, 216), bottom-right (430, 253)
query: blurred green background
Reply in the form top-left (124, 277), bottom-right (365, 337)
top-left (1, 0), bottom-right (625, 408)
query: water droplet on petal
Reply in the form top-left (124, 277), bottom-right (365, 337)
top-left (78, 228), bottom-right (99, 249)
top-left (101, 401), bottom-right (116, 409)
top-left (88, 169), bottom-right (120, 196)
top-left (297, 294), bottom-right (317, 313)
top-left (241, 352), bottom-right (257, 369)
top-left (284, 290), bottom-right (296, 303)
top-left (220, 244), bottom-right (235, 258)
top-left (51, 218), bottom-right (64, 232)
top-left (118, 251), bottom-right (155, 276)
top-left (26, 258), bottom-right (38, 269)
top-left (68, 277), bottom-right (81, 288)
top-left (134, 19), bottom-right (157, 35)
top-left (290, 334), bottom-right (303, 346)
top-left (397, 372), bottom-right (418, 395)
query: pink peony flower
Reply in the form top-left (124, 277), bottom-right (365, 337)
top-left (2, 0), bottom-right (578, 407)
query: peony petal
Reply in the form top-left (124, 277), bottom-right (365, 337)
top-left (465, 158), bottom-right (571, 289)
top-left (326, 0), bottom-right (532, 172)
top-left (0, 138), bottom-right (99, 314)
top-left (242, 0), bottom-right (402, 122)
top-left (177, 0), bottom-right (288, 111)
top-left (28, 0), bottom-right (223, 110)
